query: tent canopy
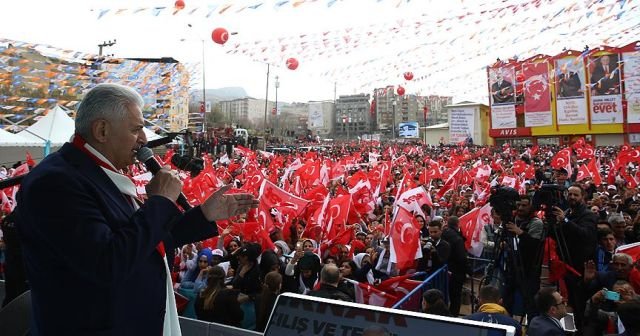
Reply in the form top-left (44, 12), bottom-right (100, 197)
top-left (17, 105), bottom-right (75, 146)
top-left (0, 128), bottom-right (41, 147)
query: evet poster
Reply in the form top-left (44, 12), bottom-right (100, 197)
top-left (588, 53), bottom-right (622, 124)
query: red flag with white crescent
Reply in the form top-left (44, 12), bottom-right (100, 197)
top-left (389, 207), bottom-right (422, 270)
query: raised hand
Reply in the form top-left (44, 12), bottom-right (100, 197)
top-left (201, 184), bottom-right (259, 222)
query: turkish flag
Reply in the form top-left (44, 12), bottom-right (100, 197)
top-left (259, 180), bottom-right (310, 217)
top-left (587, 159), bottom-right (603, 186)
top-left (523, 61), bottom-right (551, 113)
top-left (397, 187), bottom-right (431, 211)
top-left (576, 164), bottom-right (590, 181)
top-left (551, 148), bottom-right (572, 176)
top-left (376, 274), bottom-right (423, 309)
top-left (616, 242), bottom-right (640, 263)
top-left (323, 194), bottom-right (351, 241)
top-left (389, 207), bottom-right (422, 270)
top-left (350, 279), bottom-right (398, 307)
top-left (512, 160), bottom-right (526, 174)
top-left (241, 171), bottom-right (265, 196)
top-left (459, 203), bottom-right (492, 257)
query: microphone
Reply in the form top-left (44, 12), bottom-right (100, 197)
top-left (136, 147), bottom-right (192, 210)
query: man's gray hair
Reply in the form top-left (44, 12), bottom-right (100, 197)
top-left (75, 83), bottom-right (144, 138)
top-left (608, 213), bottom-right (626, 226)
top-left (613, 253), bottom-right (633, 265)
top-left (320, 264), bottom-right (340, 285)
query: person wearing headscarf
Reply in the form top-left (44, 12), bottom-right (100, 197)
top-left (285, 251), bottom-right (321, 294)
top-left (353, 253), bottom-right (375, 284)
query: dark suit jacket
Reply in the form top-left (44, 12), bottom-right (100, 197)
top-left (561, 203), bottom-right (598, 274)
top-left (17, 143), bottom-right (218, 335)
top-left (590, 64), bottom-right (619, 95)
top-left (558, 72), bottom-right (582, 98)
top-left (526, 315), bottom-right (565, 336)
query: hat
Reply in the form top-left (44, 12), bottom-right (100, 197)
top-left (432, 215), bottom-right (444, 222)
top-left (607, 185), bottom-right (617, 191)
top-left (297, 252), bottom-right (321, 272)
top-left (237, 243), bottom-right (261, 261)
top-left (556, 168), bottom-right (568, 175)
top-left (211, 249), bottom-right (224, 257)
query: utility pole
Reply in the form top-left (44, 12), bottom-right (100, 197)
top-left (275, 76), bottom-right (279, 138)
top-left (201, 39), bottom-right (207, 135)
top-left (98, 40), bottom-right (116, 56)
top-left (264, 64), bottom-right (270, 138)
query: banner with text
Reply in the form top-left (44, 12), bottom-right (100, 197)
top-left (555, 57), bottom-right (588, 125)
top-left (308, 102), bottom-right (324, 128)
top-left (523, 61), bottom-right (552, 127)
top-left (265, 294), bottom-right (514, 336)
top-left (588, 53), bottom-right (622, 124)
top-left (590, 95), bottom-right (623, 124)
top-left (491, 105), bottom-right (517, 129)
top-left (449, 108), bottom-right (475, 144)
top-left (624, 51), bottom-right (640, 123)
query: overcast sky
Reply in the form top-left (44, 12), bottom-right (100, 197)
top-left (1, 0), bottom-right (638, 103)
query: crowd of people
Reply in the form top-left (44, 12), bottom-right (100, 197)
top-left (5, 130), bottom-right (640, 334)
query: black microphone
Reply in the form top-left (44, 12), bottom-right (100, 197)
top-left (136, 147), bottom-right (192, 210)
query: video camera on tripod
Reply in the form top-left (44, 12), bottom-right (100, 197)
top-left (531, 184), bottom-right (565, 225)
top-left (489, 186), bottom-right (520, 228)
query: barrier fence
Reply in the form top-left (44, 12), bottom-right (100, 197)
top-left (392, 265), bottom-right (449, 311)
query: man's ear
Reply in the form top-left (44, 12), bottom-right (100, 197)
top-left (92, 119), bottom-right (109, 143)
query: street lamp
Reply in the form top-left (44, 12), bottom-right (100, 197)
top-left (392, 99), bottom-right (397, 141)
top-left (342, 115), bottom-right (349, 140)
top-left (275, 75), bottom-right (279, 136)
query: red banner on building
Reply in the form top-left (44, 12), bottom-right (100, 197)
top-left (523, 61), bottom-right (552, 127)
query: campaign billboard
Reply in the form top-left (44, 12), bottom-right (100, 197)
top-left (398, 122), bottom-right (419, 138)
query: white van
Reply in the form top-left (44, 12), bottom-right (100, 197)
top-left (234, 128), bottom-right (249, 144)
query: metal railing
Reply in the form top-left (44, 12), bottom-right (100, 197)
top-left (392, 265), bottom-right (449, 311)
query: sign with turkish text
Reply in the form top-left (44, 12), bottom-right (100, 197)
top-left (265, 293), bottom-right (515, 336)
top-left (491, 104), bottom-right (517, 129)
top-left (623, 51), bottom-right (640, 123)
top-left (590, 95), bottom-right (623, 124)
top-left (449, 108), bottom-right (475, 144)
top-left (556, 98), bottom-right (588, 125)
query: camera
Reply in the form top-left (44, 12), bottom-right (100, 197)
top-left (489, 186), bottom-right (520, 224)
top-left (171, 154), bottom-right (204, 177)
top-left (532, 184), bottom-right (565, 225)
top-left (422, 237), bottom-right (434, 250)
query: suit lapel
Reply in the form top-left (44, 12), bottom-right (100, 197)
top-left (59, 144), bottom-right (135, 218)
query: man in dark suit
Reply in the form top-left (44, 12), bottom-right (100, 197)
top-left (441, 216), bottom-right (468, 316)
top-left (557, 68), bottom-right (583, 98)
top-left (527, 287), bottom-right (567, 336)
top-left (17, 83), bottom-right (258, 335)
top-left (552, 183), bottom-right (597, 334)
top-left (590, 55), bottom-right (620, 96)
top-left (491, 72), bottom-right (514, 104)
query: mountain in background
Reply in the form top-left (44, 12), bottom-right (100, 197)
top-left (190, 87), bottom-right (248, 102)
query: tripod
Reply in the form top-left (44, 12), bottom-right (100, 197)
top-left (478, 213), bottom-right (535, 323)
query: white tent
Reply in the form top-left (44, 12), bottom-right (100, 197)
top-left (17, 105), bottom-right (74, 146)
top-left (0, 128), bottom-right (41, 147)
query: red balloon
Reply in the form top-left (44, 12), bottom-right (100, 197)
top-left (403, 72), bottom-right (414, 81)
top-left (397, 86), bottom-right (405, 96)
top-left (286, 58), bottom-right (299, 70)
top-left (211, 28), bottom-right (229, 45)
top-left (174, 0), bottom-right (185, 9)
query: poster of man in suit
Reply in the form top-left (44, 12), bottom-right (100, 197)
top-left (555, 58), bottom-right (584, 99)
top-left (589, 54), bottom-right (620, 96)
top-left (489, 67), bottom-right (515, 105)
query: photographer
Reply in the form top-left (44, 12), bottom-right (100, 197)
top-left (503, 195), bottom-right (544, 317)
top-left (442, 216), bottom-right (468, 316)
top-left (417, 220), bottom-right (451, 275)
top-left (551, 183), bottom-right (598, 334)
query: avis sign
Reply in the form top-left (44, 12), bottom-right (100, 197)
top-left (591, 95), bottom-right (623, 124)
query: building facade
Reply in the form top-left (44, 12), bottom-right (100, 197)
top-left (335, 94), bottom-right (372, 138)
top-left (307, 101), bottom-right (335, 138)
